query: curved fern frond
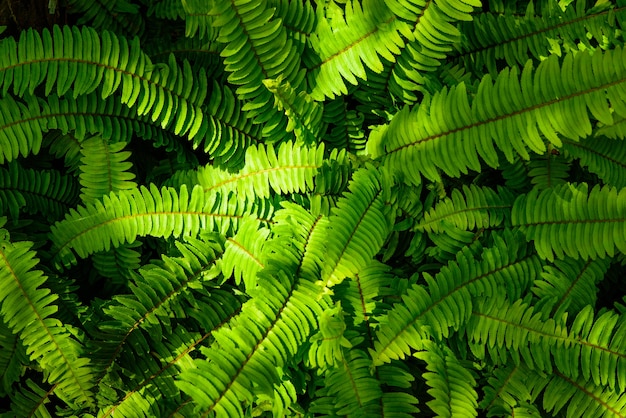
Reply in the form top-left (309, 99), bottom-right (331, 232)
top-left (415, 340), bottom-right (479, 418)
top-left (195, 141), bottom-right (328, 202)
top-left (372, 230), bottom-right (541, 365)
top-left (0, 318), bottom-right (28, 397)
top-left (221, 218), bottom-right (268, 291)
top-left (91, 238), bottom-right (242, 414)
top-left (0, 92), bottom-right (200, 163)
top-left (512, 182), bottom-right (626, 261)
top-left (321, 98), bottom-right (366, 153)
top-left (564, 136), bottom-right (626, 189)
top-left (194, 81), bottom-right (263, 170)
top-left (271, 0), bottom-right (317, 55)
top-left (321, 166), bottom-right (394, 288)
top-left (525, 146), bottom-right (571, 190)
top-left (176, 203), bottom-right (328, 416)
top-left (0, 26), bottom-right (207, 137)
top-left (370, 47), bottom-right (626, 185)
top-left (66, 0), bottom-right (145, 38)
top-left (0, 236), bottom-right (95, 407)
top-left (309, 349), bottom-right (383, 417)
top-left (542, 371), bottom-right (626, 418)
top-left (386, 0), bottom-right (481, 104)
top-left (49, 184), bottom-right (271, 268)
top-left (7, 379), bottom-right (54, 418)
top-left (0, 163), bottom-right (79, 221)
top-left (264, 76), bottom-right (324, 144)
top-left (416, 184), bottom-right (514, 234)
top-left (186, 0), bottom-right (304, 129)
top-left (532, 257), bottom-right (610, 317)
top-left (453, 1), bottom-right (624, 76)
top-left (91, 240), bottom-right (142, 284)
top-left (479, 364), bottom-right (547, 415)
top-left (471, 298), bottom-right (626, 392)
top-left (79, 136), bottom-right (137, 203)
top-left (307, 0), bottom-right (408, 100)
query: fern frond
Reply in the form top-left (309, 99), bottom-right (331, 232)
top-left (193, 141), bottom-right (337, 203)
top-left (525, 146), bottom-right (571, 190)
top-left (0, 163), bottom-right (79, 222)
top-left (512, 182), bottom-right (626, 261)
top-left (7, 379), bottom-right (54, 418)
top-left (0, 92), bottom-right (201, 164)
top-left (386, 0), bottom-right (481, 103)
top-left (371, 47), bottom-right (626, 185)
top-left (176, 203), bottom-right (327, 416)
top-left (188, 0), bottom-right (304, 131)
top-left (91, 240), bottom-right (142, 283)
top-left (0, 237), bottom-right (95, 407)
top-left (221, 218), bottom-right (268, 291)
top-left (66, 0), bottom-right (145, 38)
top-left (471, 298), bottom-right (626, 392)
top-left (79, 136), bottom-right (137, 203)
top-left (564, 136), bottom-right (626, 189)
top-left (90, 238), bottom-right (242, 405)
top-left (0, 26), bottom-right (207, 137)
top-left (271, 0), bottom-right (317, 55)
top-left (307, 0), bottom-right (408, 100)
top-left (417, 185), bottom-right (514, 234)
top-left (532, 257), bottom-right (610, 316)
top-left (454, 0), bottom-right (623, 76)
top-left (321, 98), bottom-right (367, 153)
top-left (372, 230), bottom-right (541, 365)
top-left (415, 340), bottom-right (479, 418)
top-left (542, 371), bottom-right (626, 418)
top-left (309, 349), bottom-right (383, 417)
top-left (49, 184), bottom-right (271, 268)
top-left (321, 166), bottom-right (394, 287)
top-left (194, 81), bottom-right (263, 170)
top-left (479, 364), bottom-right (548, 415)
top-left (264, 76), bottom-right (324, 144)
top-left (0, 318), bottom-right (28, 397)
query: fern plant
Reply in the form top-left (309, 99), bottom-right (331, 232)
top-left (1, 0), bottom-right (626, 416)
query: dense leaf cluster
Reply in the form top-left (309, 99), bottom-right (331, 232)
top-left (1, 0), bottom-right (626, 416)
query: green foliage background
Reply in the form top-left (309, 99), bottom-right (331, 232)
top-left (1, 0), bottom-right (626, 416)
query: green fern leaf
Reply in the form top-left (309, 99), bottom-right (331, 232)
top-left (512, 182), bottom-right (626, 260)
top-left (387, 0), bottom-right (481, 103)
top-left (371, 47), bottom-right (626, 185)
top-left (7, 379), bottom-right (53, 418)
top-left (0, 237), bottom-right (95, 407)
top-left (542, 371), bottom-right (626, 417)
top-left (310, 349), bottom-right (383, 417)
top-left (471, 298), bottom-right (626, 392)
top-left (66, 0), bottom-right (144, 38)
top-left (0, 163), bottom-right (79, 221)
top-left (415, 340), bottom-right (479, 418)
top-left (321, 166), bottom-right (394, 287)
top-left (49, 184), bottom-right (270, 268)
top-left (0, 26), bottom-right (208, 137)
top-left (564, 136), bottom-right (626, 189)
top-left (195, 141), bottom-right (328, 201)
top-left (417, 184), bottom-right (514, 234)
top-left (372, 231), bottom-right (541, 365)
top-left (455, 0), bottom-right (621, 76)
top-left (264, 76), bottom-right (324, 144)
top-left (307, 0), bottom-right (408, 100)
top-left (221, 218), bottom-right (269, 290)
top-left (79, 136), bottom-right (137, 203)
top-left (0, 319), bottom-right (28, 397)
top-left (185, 0), bottom-right (303, 135)
top-left (176, 203), bottom-right (327, 416)
top-left (532, 257), bottom-right (610, 316)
